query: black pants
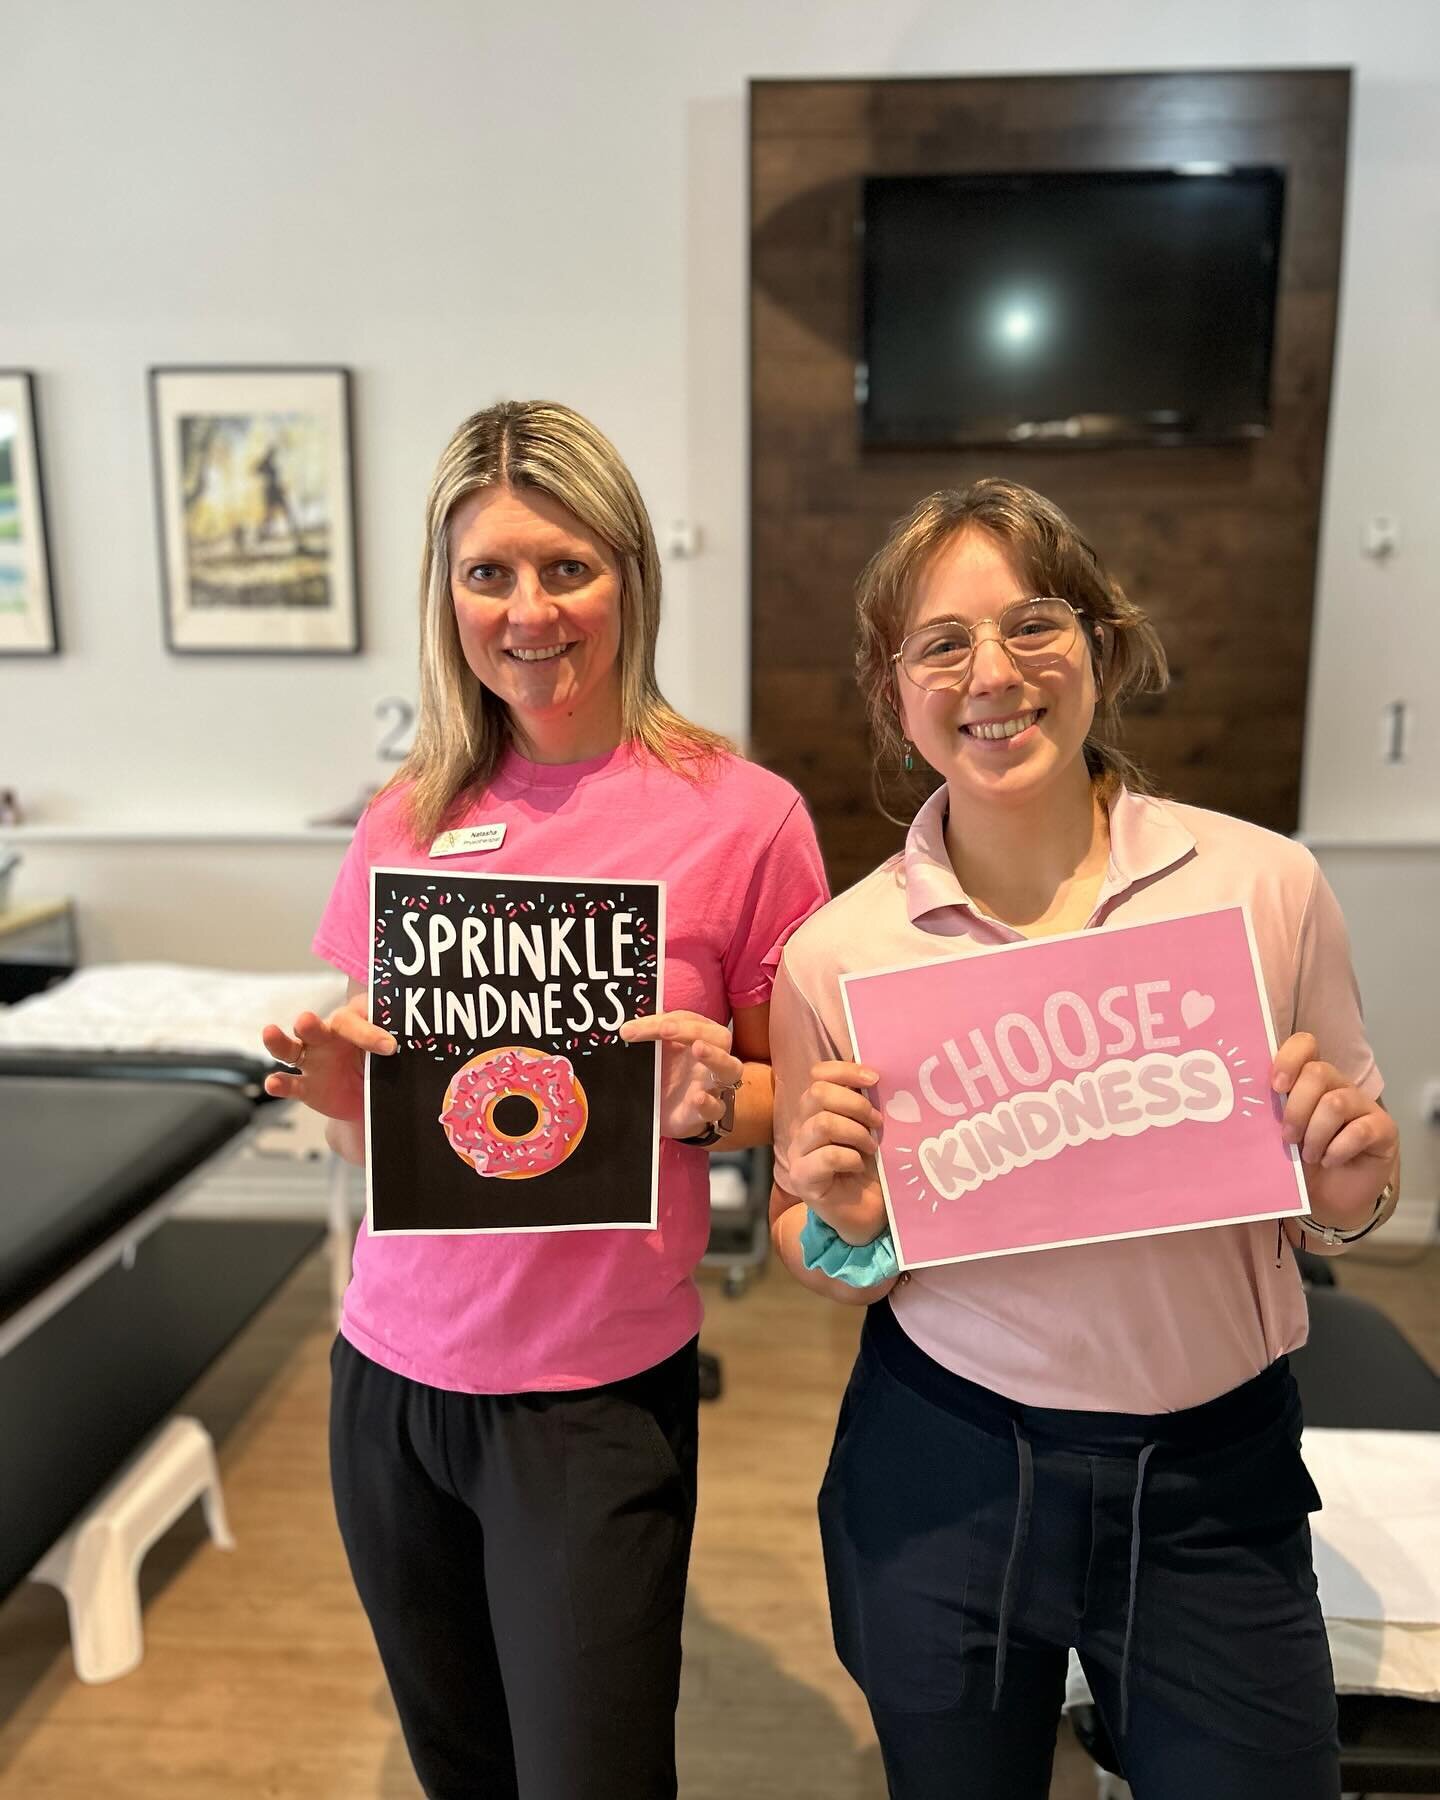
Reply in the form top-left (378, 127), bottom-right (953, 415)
top-left (330, 1332), bottom-right (699, 1800)
top-left (819, 1302), bottom-right (1340, 1800)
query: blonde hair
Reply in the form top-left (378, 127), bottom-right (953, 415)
top-left (388, 401), bottom-right (728, 843)
top-left (854, 479), bottom-right (1169, 822)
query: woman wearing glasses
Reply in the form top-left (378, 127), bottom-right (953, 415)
top-left (768, 480), bottom-right (1397, 1800)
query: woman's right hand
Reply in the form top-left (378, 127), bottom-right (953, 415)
top-left (261, 993), bottom-right (397, 1122)
top-left (784, 1059), bottom-right (889, 1244)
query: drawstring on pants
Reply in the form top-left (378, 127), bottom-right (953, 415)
top-left (1119, 1440), bottom-right (1156, 1735)
top-left (991, 1427), bottom-right (1156, 1734)
top-left (992, 1423), bottom-right (1034, 1709)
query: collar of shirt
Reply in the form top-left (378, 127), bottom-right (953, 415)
top-left (900, 784), bottom-right (1197, 939)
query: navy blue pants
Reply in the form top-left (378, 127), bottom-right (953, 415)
top-left (330, 1332), bottom-right (698, 1800)
top-left (819, 1302), bottom-right (1340, 1799)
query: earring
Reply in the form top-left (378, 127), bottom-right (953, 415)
top-left (903, 739), bottom-right (914, 773)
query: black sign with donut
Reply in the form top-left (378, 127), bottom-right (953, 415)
top-left (366, 868), bottom-right (664, 1233)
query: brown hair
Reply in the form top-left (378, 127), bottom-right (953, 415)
top-left (854, 478), bottom-right (1168, 821)
top-left (385, 400), bottom-right (728, 843)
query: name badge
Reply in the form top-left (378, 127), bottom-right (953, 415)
top-left (429, 823), bottom-right (507, 857)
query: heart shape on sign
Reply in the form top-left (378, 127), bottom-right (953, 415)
top-left (1180, 989), bottom-right (1216, 1030)
top-left (886, 1089), bottom-right (922, 1125)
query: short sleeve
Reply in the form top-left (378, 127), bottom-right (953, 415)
top-left (721, 796), bottom-right (829, 1012)
top-left (311, 810), bottom-right (372, 985)
top-left (769, 956), bottom-right (845, 1197)
top-left (1291, 861), bottom-right (1382, 1101)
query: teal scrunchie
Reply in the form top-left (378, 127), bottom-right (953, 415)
top-left (799, 1209), bottom-right (899, 1288)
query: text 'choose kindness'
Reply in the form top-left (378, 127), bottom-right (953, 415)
top-left (898, 980), bottom-right (1247, 1199)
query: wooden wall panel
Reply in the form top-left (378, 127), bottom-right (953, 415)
top-left (749, 69), bottom-right (1351, 890)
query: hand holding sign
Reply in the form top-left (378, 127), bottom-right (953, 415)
top-left (782, 1059), bottom-right (889, 1246)
top-left (1272, 1031), bottom-right (1397, 1224)
top-left (263, 992), bottom-right (397, 1120)
top-left (618, 1011), bottom-right (742, 1140)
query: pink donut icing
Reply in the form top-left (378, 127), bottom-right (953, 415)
top-left (438, 1045), bottom-right (588, 1180)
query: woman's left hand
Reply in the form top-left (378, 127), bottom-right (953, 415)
top-left (1271, 1032), bottom-right (1398, 1225)
top-left (619, 1010), bottom-right (743, 1141)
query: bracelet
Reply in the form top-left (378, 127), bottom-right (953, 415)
top-left (1303, 1180), bottom-right (1394, 1247)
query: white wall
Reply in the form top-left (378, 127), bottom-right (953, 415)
top-left (2, 0), bottom-right (1436, 1227)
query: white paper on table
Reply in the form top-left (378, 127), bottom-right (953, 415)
top-left (707, 1164), bottom-right (749, 1213)
top-left (1303, 1428), bottom-right (1440, 1626)
top-left (0, 961), bottom-right (346, 1058)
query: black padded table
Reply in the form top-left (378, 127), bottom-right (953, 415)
top-left (0, 1074), bottom-right (323, 1601)
top-left (1, 1075), bottom-right (254, 1328)
top-left (0, 1046), bottom-right (271, 1099)
top-left (1294, 1287), bottom-right (1440, 1795)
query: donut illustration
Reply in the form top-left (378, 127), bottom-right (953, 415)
top-left (438, 1045), bottom-right (588, 1180)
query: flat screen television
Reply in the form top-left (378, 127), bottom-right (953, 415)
top-left (859, 168), bottom-right (1285, 449)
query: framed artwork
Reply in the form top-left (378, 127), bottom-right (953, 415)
top-left (0, 371), bottom-right (58, 656)
top-left (149, 365), bottom-right (360, 653)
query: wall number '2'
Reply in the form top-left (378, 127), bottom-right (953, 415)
top-left (376, 697), bottom-right (416, 762)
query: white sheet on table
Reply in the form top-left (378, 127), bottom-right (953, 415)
top-left (708, 1164), bottom-right (750, 1212)
top-left (0, 961), bottom-right (346, 1060)
top-left (1304, 1428), bottom-right (1440, 1626)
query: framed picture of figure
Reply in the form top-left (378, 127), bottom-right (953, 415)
top-left (0, 371), bottom-right (58, 656)
top-left (149, 365), bottom-right (360, 654)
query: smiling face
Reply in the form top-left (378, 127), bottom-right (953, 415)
top-left (448, 483), bottom-right (624, 759)
top-left (896, 528), bottom-right (1099, 810)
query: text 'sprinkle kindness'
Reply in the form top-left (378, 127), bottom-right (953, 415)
top-left (391, 909), bottom-right (639, 1041)
top-left (908, 979), bottom-right (1234, 1199)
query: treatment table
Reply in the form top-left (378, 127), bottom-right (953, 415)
top-left (0, 1068), bottom-right (323, 1607)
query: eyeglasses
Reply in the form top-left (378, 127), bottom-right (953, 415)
top-left (892, 597), bottom-right (1083, 691)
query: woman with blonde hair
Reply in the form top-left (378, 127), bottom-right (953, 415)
top-left (263, 401), bottom-right (826, 1799)
top-left (769, 479), bottom-right (1397, 1799)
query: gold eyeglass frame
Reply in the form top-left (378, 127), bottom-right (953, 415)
top-left (891, 597), bottom-right (1086, 691)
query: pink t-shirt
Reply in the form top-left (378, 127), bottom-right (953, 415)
top-left (315, 744), bottom-right (827, 1393)
top-left (772, 786), bottom-right (1382, 1414)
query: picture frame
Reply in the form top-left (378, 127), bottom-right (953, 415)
top-left (0, 371), bottom-right (59, 656)
top-left (149, 365), bottom-right (360, 654)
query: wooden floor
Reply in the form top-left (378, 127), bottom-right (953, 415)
top-left (1, 1242), bottom-right (1435, 1798)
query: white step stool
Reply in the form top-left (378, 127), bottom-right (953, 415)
top-left (29, 1415), bottom-right (234, 1683)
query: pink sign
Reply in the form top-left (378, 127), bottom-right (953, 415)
top-left (839, 906), bottom-right (1307, 1269)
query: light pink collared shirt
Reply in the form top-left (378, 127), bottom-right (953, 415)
top-left (772, 786), bottom-right (1382, 1413)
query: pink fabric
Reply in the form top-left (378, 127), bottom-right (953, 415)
top-left (773, 786), bottom-right (1382, 1413)
top-left (315, 744), bottom-right (827, 1393)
